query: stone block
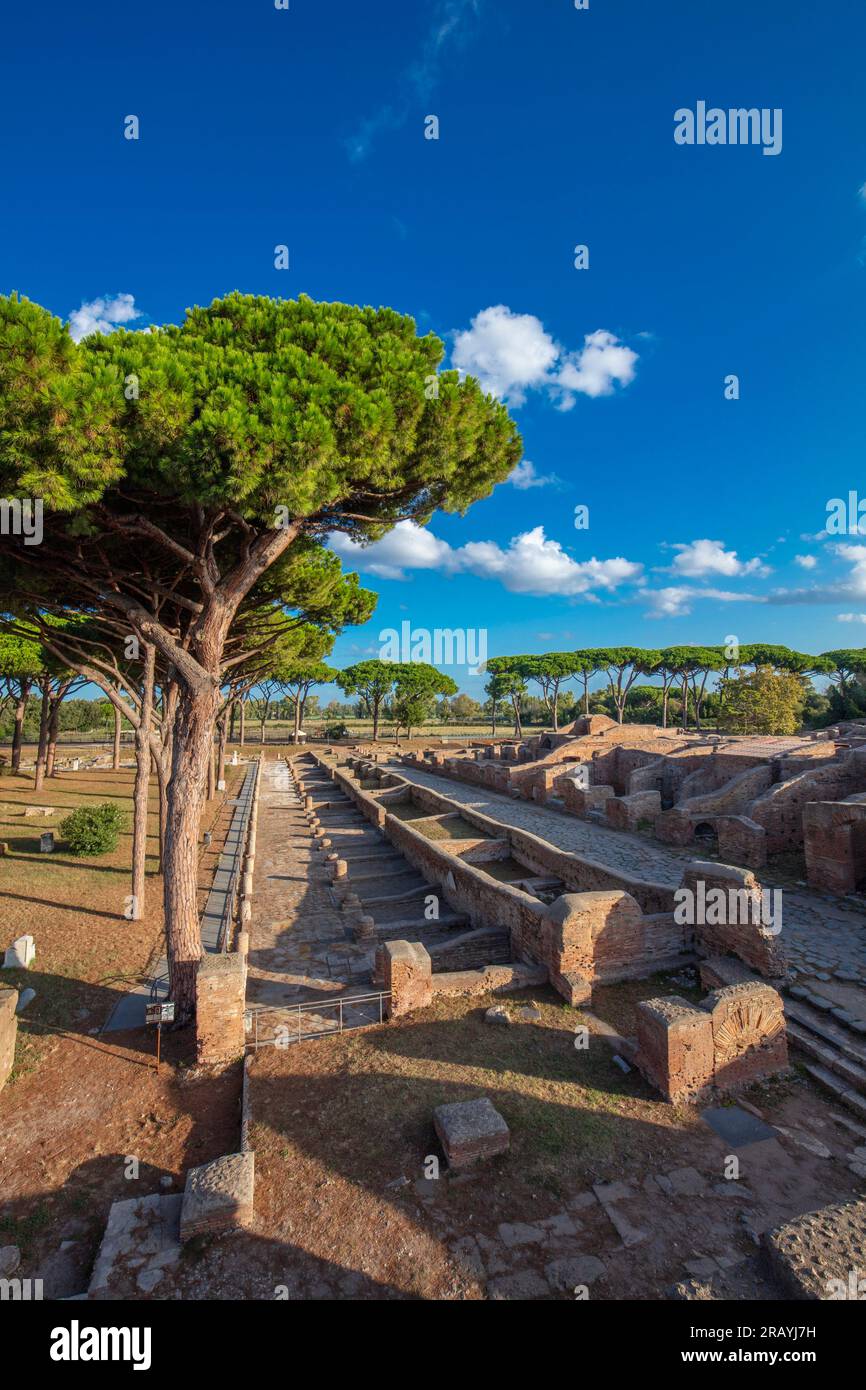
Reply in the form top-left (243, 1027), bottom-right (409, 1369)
top-left (3, 935), bottom-right (35, 969)
top-left (707, 980), bottom-right (787, 1091)
top-left (179, 1151), bottom-right (254, 1241)
top-left (433, 1097), bottom-right (510, 1169)
top-left (763, 1197), bottom-right (866, 1300)
top-left (0, 986), bottom-right (18, 1092)
top-left (636, 995), bottom-right (714, 1103)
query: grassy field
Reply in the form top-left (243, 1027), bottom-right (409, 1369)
top-left (0, 763), bottom-right (245, 1294)
top-left (0, 763), bottom-right (242, 1077)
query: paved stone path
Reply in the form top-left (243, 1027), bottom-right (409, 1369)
top-left (246, 759), bottom-right (377, 1020)
top-left (391, 761), bottom-right (866, 1014)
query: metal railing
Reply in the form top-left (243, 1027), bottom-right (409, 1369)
top-left (247, 990), bottom-right (391, 1050)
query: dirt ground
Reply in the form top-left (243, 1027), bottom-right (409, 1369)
top-left (0, 764), bottom-right (245, 1296)
top-left (148, 985), bottom-right (865, 1301)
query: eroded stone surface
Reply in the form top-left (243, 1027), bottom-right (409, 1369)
top-left (179, 1151), bottom-right (255, 1241)
top-left (434, 1097), bottom-right (510, 1169)
top-left (762, 1197), bottom-right (866, 1299)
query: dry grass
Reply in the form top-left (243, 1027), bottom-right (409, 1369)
top-left (0, 764), bottom-right (242, 1078)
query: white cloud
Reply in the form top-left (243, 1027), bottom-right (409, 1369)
top-left (346, 0), bottom-right (481, 161)
top-left (553, 330), bottom-right (639, 408)
top-left (669, 538), bottom-right (768, 579)
top-left (794, 554), bottom-right (817, 570)
top-left (329, 520), bottom-right (642, 598)
top-left (506, 459), bottom-right (559, 490)
top-left (452, 305), bottom-right (559, 405)
top-left (68, 293), bottom-right (142, 342)
top-left (452, 305), bottom-right (639, 408)
top-left (838, 613), bottom-right (866, 623)
top-left (329, 520), bottom-right (456, 581)
top-left (643, 585), bottom-right (757, 619)
top-left (458, 528), bottom-right (642, 596)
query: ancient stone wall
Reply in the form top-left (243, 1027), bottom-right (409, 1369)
top-left (636, 980), bottom-right (787, 1103)
top-left (803, 796), bottom-right (866, 893)
top-left (748, 749), bottom-right (866, 854)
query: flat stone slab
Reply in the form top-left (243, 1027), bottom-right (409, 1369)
top-left (701, 1105), bottom-right (777, 1149)
top-left (763, 1197), bottom-right (866, 1299)
top-left (89, 1194), bottom-right (182, 1299)
top-left (434, 1097), bottom-right (510, 1169)
top-left (179, 1151), bottom-right (255, 1241)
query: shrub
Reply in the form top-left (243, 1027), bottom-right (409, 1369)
top-left (323, 721), bottom-right (350, 740)
top-left (60, 802), bottom-right (126, 856)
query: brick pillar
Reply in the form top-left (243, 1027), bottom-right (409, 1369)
top-left (196, 953), bottom-right (247, 1065)
top-left (635, 995), bottom-right (714, 1103)
top-left (377, 940), bottom-right (432, 1017)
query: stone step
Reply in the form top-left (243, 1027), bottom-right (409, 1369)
top-left (801, 1061), bottom-right (866, 1120)
top-left (374, 913), bottom-right (469, 936)
top-left (787, 1022), bottom-right (866, 1105)
top-left (784, 998), bottom-right (866, 1069)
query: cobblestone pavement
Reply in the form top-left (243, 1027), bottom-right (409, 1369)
top-left (390, 761), bottom-right (866, 1015)
top-left (246, 760), bottom-right (379, 1039)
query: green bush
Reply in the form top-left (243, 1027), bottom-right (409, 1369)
top-left (324, 721), bottom-right (350, 740)
top-left (60, 802), bottom-right (126, 856)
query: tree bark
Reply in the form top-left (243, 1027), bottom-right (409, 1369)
top-left (217, 712), bottom-right (229, 786)
top-left (46, 680), bottom-right (73, 777)
top-left (11, 679), bottom-right (30, 772)
top-left (228, 700), bottom-right (236, 744)
top-left (162, 676), bottom-right (221, 1023)
top-left (239, 697), bottom-right (246, 746)
top-left (208, 735), bottom-right (216, 800)
top-left (112, 697), bottom-right (122, 770)
top-left (33, 683), bottom-right (50, 791)
top-left (130, 644), bottom-right (156, 921)
top-left (293, 692), bottom-right (302, 744)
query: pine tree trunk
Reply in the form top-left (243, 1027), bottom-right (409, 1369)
top-left (217, 713), bottom-right (228, 786)
top-left (112, 699), bottom-right (122, 770)
top-left (46, 688), bottom-right (66, 777)
top-left (662, 683), bottom-right (669, 729)
top-left (33, 684), bottom-right (50, 791)
top-left (208, 736), bottom-right (216, 800)
top-left (228, 701), bottom-right (236, 744)
top-left (583, 677), bottom-right (590, 716)
top-left (11, 679), bottom-right (29, 772)
top-left (130, 645), bottom-right (156, 921)
top-left (239, 698), bottom-right (246, 746)
top-left (293, 694), bottom-right (302, 744)
top-left (163, 679), bottom-right (220, 1024)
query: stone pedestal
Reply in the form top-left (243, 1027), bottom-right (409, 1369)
top-left (434, 1097), bottom-right (510, 1168)
top-left (179, 1152), bottom-right (254, 1241)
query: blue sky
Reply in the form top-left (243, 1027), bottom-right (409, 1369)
top-left (2, 0), bottom-right (866, 700)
